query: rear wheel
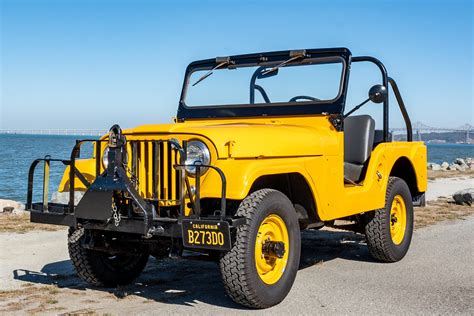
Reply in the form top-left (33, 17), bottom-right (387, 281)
top-left (364, 177), bottom-right (414, 262)
top-left (219, 189), bottom-right (301, 308)
top-left (68, 228), bottom-right (149, 287)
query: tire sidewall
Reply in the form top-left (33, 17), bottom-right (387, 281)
top-left (242, 191), bottom-right (301, 306)
top-left (385, 178), bottom-right (414, 260)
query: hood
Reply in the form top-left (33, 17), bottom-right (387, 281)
top-left (124, 117), bottom-right (340, 159)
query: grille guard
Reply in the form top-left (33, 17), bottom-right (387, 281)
top-left (26, 130), bottom-right (230, 237)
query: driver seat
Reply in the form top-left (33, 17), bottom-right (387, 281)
top-left (344, 115), bottom-right (375, 183)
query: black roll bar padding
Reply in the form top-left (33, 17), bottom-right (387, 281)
top-left (351, 56), bottom-right (389, 142)
top-left (388, 77), bottom-right (413, 142)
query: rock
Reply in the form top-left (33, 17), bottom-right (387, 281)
top-left (455, 158), bottom-right (466, 166)
top-left (0, 199), bottom-right (25, 213)
top-left (51, 191), bottom-right (84, 206)
top-left (441, 162), bottom-right (449, 170)
top-left (452, 188), bottom-right (474, 206)
top-left (458, 163), bottom-right (468, 171)
top-left (466, 157), bottom-right (473, 164)
top-left (430, 163), bottom-right (442, 171)
top-left (448, 164), bottom-right (460, 171)
top-left (3, 206), bottom-right (14, 213)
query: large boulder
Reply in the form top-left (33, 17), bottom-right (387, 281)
top-left (455, 158), bottom-right (466, 166)
top-left (430, 163), bottom-right (442, 171)
top-left (452, 188), bottom-right (474, 206)
top-left (441, 162), bottom-right (449, 170)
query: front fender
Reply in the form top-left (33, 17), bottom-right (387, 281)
top-left (58, 159), bottom-right (97, 192)
top-left (199, 157), bottom-right (321, 204)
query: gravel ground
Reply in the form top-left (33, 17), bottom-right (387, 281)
top-left (1, 215), bottom-right (473, 315)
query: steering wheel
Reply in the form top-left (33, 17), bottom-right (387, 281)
top-left (289, 95), bottom-right (320, 102)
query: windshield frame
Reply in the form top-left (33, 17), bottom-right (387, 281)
top-left (177, 47), bottom-right (351, 120)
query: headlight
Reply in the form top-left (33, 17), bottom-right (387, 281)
top-left (101, 146), bottom-right (127, 169)
top-left (102, 146), bottom-right (110, 169)
top-left (185, 140), bottom-right (211, 176)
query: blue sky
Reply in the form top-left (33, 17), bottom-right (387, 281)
top-left (0, 0), bottom-right (472, 130)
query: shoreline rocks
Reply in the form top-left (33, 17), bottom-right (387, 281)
top-left (0, 199), bottom-right (27, 215)
top-left (428, 157), bottom-right (474, 172)
top-left (453, 189), bottom-right (474, 206)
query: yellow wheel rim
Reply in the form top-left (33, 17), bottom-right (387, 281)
top-left (390, 195), bottom-right (407, 245)
top-left (254, 214), bottom-right (289, 285)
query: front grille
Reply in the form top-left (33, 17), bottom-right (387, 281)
top-left (128, 140), bottom-right (181, 205)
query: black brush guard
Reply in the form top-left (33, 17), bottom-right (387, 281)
top-left (26, 131), bottom-right (242, 241)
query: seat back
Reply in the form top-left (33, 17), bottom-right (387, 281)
top-left (344, 115), bottom-right (375, 165)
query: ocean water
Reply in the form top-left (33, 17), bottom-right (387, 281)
top-left (0, 134), bottom-right (472, 203)
top-left (0, 134), bottom-right (96, 203)
top-left (425, 143), bottom-right (474, 164)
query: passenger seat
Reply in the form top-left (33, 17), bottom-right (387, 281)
top-left (344, 115), bottom-right (375, 183)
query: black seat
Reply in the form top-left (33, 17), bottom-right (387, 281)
top-left (344, 115), bottom-right (375, 183)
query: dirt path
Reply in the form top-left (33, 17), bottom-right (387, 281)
top-left (1, 216), bottom-right (473, 315)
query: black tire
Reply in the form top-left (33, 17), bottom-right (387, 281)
top-left (219, 189), bottom-right (301, 309)
top-left (68, 228), bottom-right (149, 287)
top-left (365, 177), bottom-right (414, 262)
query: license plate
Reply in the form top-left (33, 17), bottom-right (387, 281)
top-left (181, 219), bottom-right (231, 250)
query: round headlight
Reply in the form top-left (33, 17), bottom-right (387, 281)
top-left (102, 146), bottom-right (110, 169)
top-left (185, 140), bottom-right (210, 176)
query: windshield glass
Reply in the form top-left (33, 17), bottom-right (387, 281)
top-left (184, 57), bottom-right (345, 107)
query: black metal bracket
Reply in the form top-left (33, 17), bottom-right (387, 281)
top-left (328, 114), bottom-right (343, 131)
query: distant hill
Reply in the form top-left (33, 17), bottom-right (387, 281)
top-left (394, 131), bottom-right (472, 144)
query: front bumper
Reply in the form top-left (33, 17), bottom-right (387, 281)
top-left (26, 127), bottom-right (242, 249)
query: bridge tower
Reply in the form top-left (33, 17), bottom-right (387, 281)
top-left (416, 129), bottom-right (422, 141)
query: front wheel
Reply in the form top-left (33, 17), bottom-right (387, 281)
top-left (68, 228), bottom-right (149, 287)
top-left (364, 177), bottom-right (414, 262)
top-left (219, 189), bottom-right (301, 309)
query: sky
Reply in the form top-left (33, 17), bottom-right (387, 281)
top-left (0, 0), bottom-right (472, 131)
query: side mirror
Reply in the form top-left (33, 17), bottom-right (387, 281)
top-left (369, 84), bottom-right (388, 103)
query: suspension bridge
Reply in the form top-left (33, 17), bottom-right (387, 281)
top-left (391, 122), bottom-right (474, 143)
top-left (0, 129), bottom-right (106, 136)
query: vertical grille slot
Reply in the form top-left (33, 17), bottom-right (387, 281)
top-left (167, 144), bottom-right (172, 200)
top-left (159, 142), bottom-right (165, 199)
top-left (152, 141), bottom-right (159, 200)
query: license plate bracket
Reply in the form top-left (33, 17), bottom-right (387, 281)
top-left (181, 219), bottom-right (231, 250)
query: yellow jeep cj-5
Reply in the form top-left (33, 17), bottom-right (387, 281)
top-left (27, 48), bottom-right (427, 308)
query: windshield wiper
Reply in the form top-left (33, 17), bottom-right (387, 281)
top-left (261, 49), bottom-right (307, 76)
top-left (192, 57), bottom-right (231, 86)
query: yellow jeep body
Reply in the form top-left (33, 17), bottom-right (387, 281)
top-left (58, 115), bottom-right (426, 222)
